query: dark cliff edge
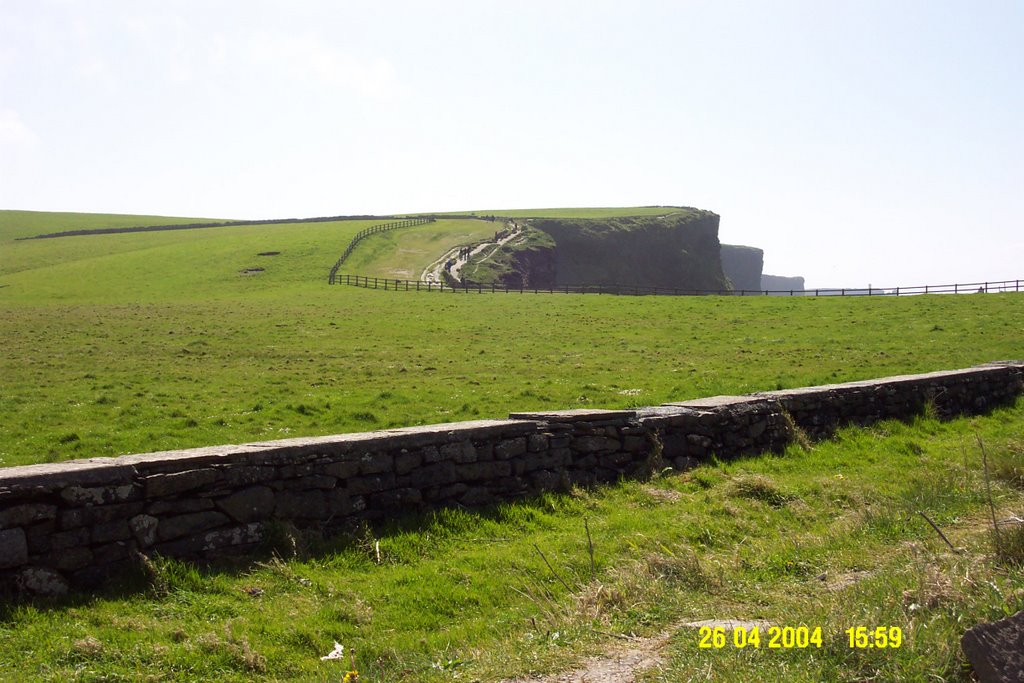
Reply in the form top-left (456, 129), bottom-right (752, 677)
top-left (465, 211), bottom-right (729, 291)
top-left (720, 244), bottom-right (764, 292)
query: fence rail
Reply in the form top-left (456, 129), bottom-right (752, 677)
top-left (327, 218), bottom-right (435, 284)
top-left (329, 274), bottom-right (1023, 297)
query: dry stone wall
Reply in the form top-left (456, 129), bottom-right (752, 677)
top-left (1, 362), bottom-right (1021, 594)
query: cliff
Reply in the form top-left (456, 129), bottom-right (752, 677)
top-left (720, 244), bottom-right (764, 292)
top-left (761, 274), bottom-right (806, 294)
top-left (471, 211), bottom-right (728, 291)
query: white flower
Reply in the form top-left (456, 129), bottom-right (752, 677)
top-left (321, 642), bottom-right (345, 661)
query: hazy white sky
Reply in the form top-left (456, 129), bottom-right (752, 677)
top-left (1, 0), bottom-right (1022, 288)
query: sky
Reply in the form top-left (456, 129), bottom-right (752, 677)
top-left (1, 0), bottom-right (1022, 289)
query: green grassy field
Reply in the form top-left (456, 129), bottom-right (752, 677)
top-left (0, 210), bottom-right (1022, 468)
top-left (342, 218), bottom-right (498, 279)
top-left (1, 208), bottom-right (1022, 681)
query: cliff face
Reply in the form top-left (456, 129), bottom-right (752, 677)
top-left (761, 274), bottom-right (805, 293)
top-left (521, 212), bottom-right (728, 290)
top-left (720, 244), bottom-right (764, 292)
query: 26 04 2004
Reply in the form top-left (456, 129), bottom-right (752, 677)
top-left (698, 625), bottom-right (823, 649)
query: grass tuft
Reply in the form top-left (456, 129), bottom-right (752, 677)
top-left (729, 473), bottom-right (794, 507)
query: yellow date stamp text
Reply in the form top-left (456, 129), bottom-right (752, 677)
top-left (697, 625), bottom-right (903, 649)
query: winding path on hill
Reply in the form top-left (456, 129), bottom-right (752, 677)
top-left (419, 221), bottom-right (523, 283)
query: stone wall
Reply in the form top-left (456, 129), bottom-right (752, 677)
top-left (1, 362), bottom-right (1021, 594)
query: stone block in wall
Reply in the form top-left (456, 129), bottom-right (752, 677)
top-left (144, 469), bottom-right (217, 498)
top-left (91, 520), bottom-right (132, 544)
top-left (476, 442), bottom-right (494, 461)
top-left (0, 528), bottom-right (28, 568)
top-left (749, 420), bottom-right (768, 438)
top-left (369, 488), bottom-right (423, 509)
top-left (489, 477), bottom-right (528, 496)
top-left (200, 523), bottom-right (262, 554)
top-left (345, 473), bottom-right (397, 496)
top-left (598, 452), bottom-right (635, 469)
top-left (62, 483), bottom-right (140, 506)
top-left (527, 434), bottom-right (549, 452)
top-left (456, 461), bottom-right (512, 481)
top-left (278, 462), bottom-right (320, 479)
top-left (275, 490), bottom-right (327, 519)
top-left (17, 566), bottom-right (68, 596)
top-left (573, 436), bottom-right (620, 453)
top-left (358, 452), bottom-right (395, 475)
top-left (494, 438), bottom-right (528, 459)
top-left (420, 446), bottom-right (442, 463)
top-left (130, 514), bottom-right (159, 547)
top-left (0, 504), bottom-right (57, 529)
top-left (222, 465), bottom-right (277, 487)
top-left (592, 467), bottom-right (621, 483)
top-left (529, 470), bottom-right (565, 492)
top-left (427, 482), bottom-right (468, 502)
top-left (567, 470), bottom-right (597, 487)
top-left (324, 460), bottom-right (360, 479)
top-left (282, 475), bottom-right (337, 490)
top-left (622, 435), bottom-right (646, 453)
top-left (158, 511), bottom-right (230, 541)
top-left (459, 487), bottom-right (493, 507)
top-left (61, 502), bottom-right (144, 530)
top-left (92, 540), bottom-right (133, 566)
top-left (147, 498), bottom-right (214, 515)
top-left (325, 489), bottom-right (357, 516)
top-left (216, 486), bottom-right (275, 523)
top-left (53, 546), bottom-right (93, 572)
top-left (522, 450), bottom-right (572, 472)
top-left (673, 456), bottom-right (701, 470)
top-left (49, 528), bottom-right (90, 552)
top-left (408, 462), bottom-right (456, 488)
top-left (152, 523), bottom-right (261, 558)
top-left (440, 441), bottom-right (477, 464)
top-left (394, 450), bottom-right (423, 475)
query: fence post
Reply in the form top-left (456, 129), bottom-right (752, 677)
top-left (374, 277), bottom-right (379, 289)
top-left (955, 283), bottom-right (958, 294)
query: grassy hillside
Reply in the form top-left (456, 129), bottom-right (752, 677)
top-left (0, 210), bottom-right (227, 242)
top-left (1, 210), bottom-right (1022, 468)
top-left (343, 218), bottom-right (498, 279)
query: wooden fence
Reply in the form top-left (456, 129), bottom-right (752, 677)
top-left (329, 275), bottom-right (1023, 297)
top-left (327, 218), bottom-right (435, 284)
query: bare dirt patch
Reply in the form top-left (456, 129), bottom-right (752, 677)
top-left (503, 631), bottom-right (671, 683)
